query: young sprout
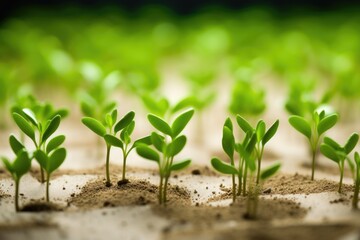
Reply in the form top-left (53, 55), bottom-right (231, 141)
top-left (320, 133), bottom-right (359, 193)
top-left (352, 152), bottom-right (360, 209)
top-left (1, 149), bottom-right (31, 211)
top-left (136, 109), bottom-right (194, 204)
top-left (289, 110), bottom-right (338, 180)
top-left (12, 103), bottom-right (67, 183)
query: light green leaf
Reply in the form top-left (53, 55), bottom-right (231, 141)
top-left (236, 115), bottom-right (253, 133)
top-left (170, 159), bottom-right (191, 171)
top-left (48, 148), bottom-right (66, 174)
top-left (323, 137), bottom-right (341, 150)
top-left (355, 152), bottom-right (360, 166)
top-left (133, 136), bottom-right (152, 148)
top-left (317, 114), bottom-right (338, 136)
top-left (46, 135), bottom-right (66, 153)
top-left (224, 117), bottom-right (233, 131)
top-left (260, 162), bottom-right (281, 180)
top-left (42, 115), bottom-right (61, 143)
top-left (148, 114), bottom-right (172, 136)
top-left (136, 145), bottom-right (160, 163)
top-left (171, 109), bottom-right (194, 138)
top-left (320, 144), bottom-right (339, 163)
top-left (12, 113), bottom-right (35, 142)
top-left (33, 150), bottom-right (48, 170)
top-left (2, 157), bottom-right (13, 174)
top-left (262, 120), bottom-right (279, 146)
top-left (211, 158), bottom-right (238, 175)
top-left (256, 120), bottom-right (266, 142)
top-left (168, 135), bottom-right (187, 157)
top-left (114, 111), bottom-right (135, 133)
top-left (9, 135), bottom-right (25, 154)
top-left (82, 117), bottom-right (107, 137)
top-left (288, 116), bottom-right (311, 139)
top-left (104, 134), bottom-right (123, 148)
top-left (22, 108), bottom-right (38, 126)
top-left (222, 126), bottom-right (234, 159)
top-left (344, 133), bottom-right (359, 154)
top-left (151, 132), bottom-right (165, 152)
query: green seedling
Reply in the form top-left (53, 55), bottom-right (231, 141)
top-left (289, 110), bottom-right (338, 180)
top-left (136, 109), bottom-right (194, 204)
top-left (320, 133), bottom-right (359, 193)
top-left (1, 149), bottom-right (31, 211)
top-left (12, 103), bottom-right (67, 183)
top-left (352, 152), bottom-right (360, 209)
top-left (82, 109), bottom-right (150, 186)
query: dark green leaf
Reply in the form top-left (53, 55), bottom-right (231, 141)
top-left (82, 117), bottom-right (107, 137)
top-left (288, 116), bottom-right (311, 139)
top-left (136, 145), bottom-right (160, 162)
top-left (13, 150), bottom-right (31, 178)
top-left (114, 111), bottom-right (135, 133)
top-left (236, 115), bottom-right (253, 133)
top-left (46, 135), bottom-right (66, 153)
top-left (171, 109), bottom-right (194, 138)
top-left (9, 135), bottom-right (25, 154)
top-left (246, 133), bottom-right (257, 154)
top-left (168, 135), bottom-right (187, 157)
top-left (222, 126), bottom-right (234, 159)
top-left (170, 159), bottom-right (191, 171)
top-left (151, 132), bottom-right (165, 152)
top-left (12, 113), bottom-right (35, 142)
top-left (344, 133), bottom-right (359, 154)
top-left (148, 114), bottom-right (172, 136)
top-left (323, 137), bottom-right (341, 150)
top-left (320, 144), bottom-right (339, 163)
top-left (42, 115), bottom-right (61, 143)
top-left (317, 114), bottom-right (338, 136)
top-left (355, 152), bottom-right (360, 166)
top-left (33, 150), bottom-right (48, 170)
top-left (104, 134), bottom-right (123, 148)
top-left (224, 117), bottom-right (233, 131)
top-left (133, 136), bottom-right (152, 147)
top-left (262, 120), bottom-right (279, 146)
top-left (48, 148), bottom-right (66, 174)
top-left (22, 108), bottom-right (38, 126)
top-left (260, 162), bottom-right (281, 180)
top-left (211, 158), bottom-right (238, 175)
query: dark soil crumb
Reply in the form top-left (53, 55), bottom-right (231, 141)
top-left (118, 179), bottom-right (130, 186)
top-left (21, 201), bottom-right (63, 212)
top-left (163, 223), bottom-right (356, 240)
top-left (70, 178), bottom-right (191, 209)
top-left (330, 198), bottom-right (350, 204)
top-left (153, 197), bottom-right (306, 227)
top-left (191, 169), bottom-right (201, 175)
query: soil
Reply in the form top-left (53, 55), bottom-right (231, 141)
top-left (69, 177), bottom-right (191, 209)
top-left (21, 201), bottom-right (64, 212)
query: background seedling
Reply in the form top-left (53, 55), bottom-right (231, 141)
top-left (289, 110), bottom-right (338, 180)
top-left (320, 133), bottom-right (359, 193)
top-left (11, 102), bottom-right (67, 183)
top-left (352, 152), bottom-right (360, 209)
top-left (1, 149), bottom-right (31, 211)
top-left (136, 109), bottom-right (194, 204)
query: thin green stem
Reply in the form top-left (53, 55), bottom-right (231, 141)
top-left (163, 176), bottom-right (169, 205)
top-left (105, 145), bottom-right (111, 186)
top-left (15, 179), bottom-right (20, 212)
top-left (121, 146), bottom-right (128, 181)
top-left (242, 163), bottom-right (248, 196)
top-left (46, 174), bottom-right (50, 202)
top-left (40, 168), bottom-right (45, 183)
top-left (338, 161), bottom-right (344, 193)
top-left (256, 147), bottom-right (264, 185)
top-left (159, 176), bottom-right (164, 204)
top-left (353, 177), bottom-right (360, 209)
top-left (311, 149), bottom-right (316, 181)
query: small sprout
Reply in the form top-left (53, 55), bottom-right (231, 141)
top-left (320, 133), bottom-right (359, 193)
top-left (1, 149), bottom-right (31, 211)
top-left (352, 152), bottom-right (360, 209)
top-left (289, 110), bottom-right (338, 180)
top-left (136, 109), bottom-right (194, 204)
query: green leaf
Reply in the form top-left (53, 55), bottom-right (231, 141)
top-left (211, 158), bottom-right (238, 175)
top-left (114, 111), bottom-right (135, 133)
top-left (171, 109), bottom-right (194, 138)
top-left (80, 101), bottom-right (94, 117)
top-left (2, 157), bottom-right (13, 174)
top-left (246, 133), bottom-right (257, 154)
top-left (323, 137), bottom-right (341, 150)
top-left (151, 132), bottom-right (165, 152)
top-left (317, 114), bottom-right (338, 136)
top-left (50, 109), bottom-right (69, 119)
top-left (222, 126), bottom-right (234, 159)
top-left (42, 115), bottom-right (61, 143)
top-left (9, 135), bottom-right (25, 154)
top-left (13, 150), bottom-right (31, 178)
top-left (320, 144), bottom-right (339, 163)
top-left (236, 115), bottom-right (253, 133)
top-left (260, 162), bottom-right (281, 180)
top-left (82, 117), bottom-right (107, 137)
top-left (48, 148), bottom-right (66, 174)
top-left (171, 97), bottom-right (195, 114)
top-left (148, 114), bottom-right (172, 136)
top-left (245, 154), bottom-right (256, 172)
top-left (344, 133), bottom-right (359, 154)
top-left (34, 150), bottom-right (48, 170)
top-left (104, 134), bottom-right (123, 148)
top-left (262, 120), bottom-right (279, 146)
top-left (288, 116), bottom-right (312, 139)
top-left (136, 145), bottom-right (160, 163)
top-left (355, 152), bottom-right (360, 166)
top-left (256, 120), bottom-right (266, 142)
top-left (168, 135), bottom-right (187, 157)
top-left (12, 113), bottom-right (35, 142)
top-left (111, 109), bottom-right (118, 124)
top-left (224, 117), bottom-right (233, 131)
top-left (170, 159), bottom-right (191, 171)
top-left (46, 135), bottom-right (66, 153)
top-left (22, 108), bottom-right (38, 126)
top-left (133, 136), bottom-right (152, 147)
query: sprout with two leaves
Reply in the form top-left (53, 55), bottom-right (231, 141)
top-left (2, 149), bottom-right (31, 211)
top-left (136, 109), bottom-right (194, 205)
top-left (82, 109), bottom-right (150, 186)
top-left (320, 133), bottom-right (359, 193)
top-left (289, 110), bottom-right (338, 180)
